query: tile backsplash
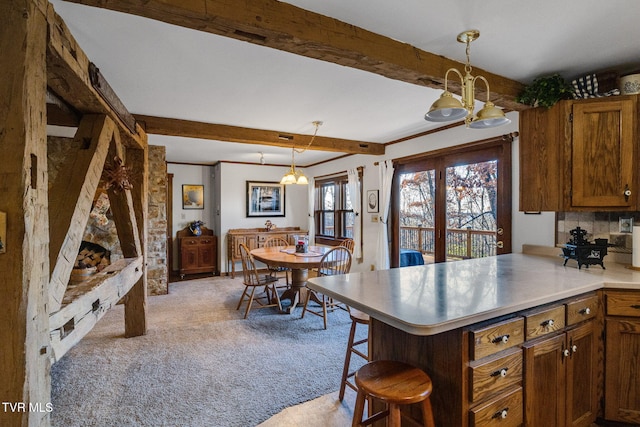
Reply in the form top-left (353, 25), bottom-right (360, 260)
top-left (556, 211), bottom-right (638, 254)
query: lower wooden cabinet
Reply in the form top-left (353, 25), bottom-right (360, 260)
top-left (523, 320), bottom-right (597, 427)
top-left (177, 226), bottom-right (217, 277)
top-left (604, 291), bottom-right (640, 424)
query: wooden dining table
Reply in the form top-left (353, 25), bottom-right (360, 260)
top-left (250, 245), bottom-right (330, 314)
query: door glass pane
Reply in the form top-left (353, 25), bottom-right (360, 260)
top-left (445, 160), bottom-right (497, 261)
top-left (398, 170), bottom-right (435, 265)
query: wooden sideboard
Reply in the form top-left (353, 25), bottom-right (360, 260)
top-left (226, 227), bottom-right (307, 277)
top-left (177, 226), bottom-right (217, 278)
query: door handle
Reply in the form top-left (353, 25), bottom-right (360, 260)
top-left (496, 241), bottom-right (504, 249)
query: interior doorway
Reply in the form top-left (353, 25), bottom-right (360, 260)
top-left (391, 137), bottom-right (512, 266)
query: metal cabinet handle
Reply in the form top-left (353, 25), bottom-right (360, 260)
top-left (491, 368), bottom-right (509, 378)
top-left (625, 184), bottom-right (631, 201)
top-left (563, 348), bottom-right (570, 357)
top-left (579, 307), bottom-right (591, 315)
top-left (572, 345), bottom-right (578, 353)
top-left (492, 334), bottom-right (509, 344)
top-left (492, 408), bottom-right (509, 419)
top-left (541, 319), bottom-right (555, 327)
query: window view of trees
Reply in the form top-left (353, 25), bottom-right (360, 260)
top-left (315, 176), bottom-right (355, 245)
top-left (399, 160), bottom-right (498, 261)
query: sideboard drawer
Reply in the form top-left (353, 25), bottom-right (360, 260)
top-left (469, 348), bottom-right (523, 403)
top-left (469, 386), bottom-right (523, 427)
top-left (606, 291), bottom-right (640, 317)
top-left (469, 317), bottom-right (524, 361)
top-left (523, 304), bottom-right (565, 340)
top-left (566, 294), bottom-right (598, 325)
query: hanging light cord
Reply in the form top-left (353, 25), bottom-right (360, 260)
top-left (293, 121), bottom-right (322, 154)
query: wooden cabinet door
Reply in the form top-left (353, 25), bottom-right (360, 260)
top-left (523, 333), bottom-right (566, 427)
top-left (605, 318), bottom-right (640, 424)
top-left (571, 98), bottom-right (636, 208)
top-left (198, 244), bottom-right (215, 269)
top-left (518, 103), bottom-right (566, 211)
top-left (180, 244), bottom-right (199, 271)
top-left (565, 321), bottom-right (597, 427)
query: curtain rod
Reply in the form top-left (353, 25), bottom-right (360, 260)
top-left (314, 166), bottom-right (364, 180)
top-left (373, 131), bottom-right (519, 166)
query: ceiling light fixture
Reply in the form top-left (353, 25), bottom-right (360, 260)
top-left (424, 30), bottom-right (511, 129)
top-left (280, 121), bottom-right (322, 185)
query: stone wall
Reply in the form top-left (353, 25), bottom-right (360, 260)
top-left (146, 145), bottom-right (168, 295)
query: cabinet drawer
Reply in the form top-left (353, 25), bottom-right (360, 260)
top-left (469, 386), bottom-right (523, 427)
top-left (523, 304), bottom-right (565, 340)
top-left (566, 294), bottom-right (598, 325)
top-left (469, 348), bottom-right (523, 403)
top-left (181, 238), bottom-right (200, 246)
top-left (469, 317), bottom-right (525, 361)
top-left (606, 291), bottom-right (640, 317)
top-left (199, 238), bottom-right (214, 245)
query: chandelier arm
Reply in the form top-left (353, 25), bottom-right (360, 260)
top-left (444, 68), bottom-right (465, 93)
top-left (473, 75), bottom-right (492, 102)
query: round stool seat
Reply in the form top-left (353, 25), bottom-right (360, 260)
top-left (349, 308), bottom-right (370, 324)
top-left (355, 360), bottom-right (433, 405)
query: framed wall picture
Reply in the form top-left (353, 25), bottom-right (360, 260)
top-left (182, 184), bottom-right (204, 209)
top-left (247, 181), bottom-right (285, 217)
top-left (367, 190), bottom-right (379, 213)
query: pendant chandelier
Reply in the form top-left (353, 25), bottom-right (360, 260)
top-left (424, 30), bottom-right (510, 129)
top-left (280, 121), bottom-right (322, 185)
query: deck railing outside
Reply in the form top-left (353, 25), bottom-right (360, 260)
top-left (400, 225), bottom-right (496, 259)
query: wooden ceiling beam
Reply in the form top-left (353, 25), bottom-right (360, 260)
top-left (60, 0), bottom-right (525, 111)
top-left (46, 4), bottom-right (147, 149)
top-left (135, 115), bottom-right (385, 155)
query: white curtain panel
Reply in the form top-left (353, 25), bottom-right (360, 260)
top-left (347, 168), bottom-right (362, 259)
top-left (377, 160), bottom-right (394, 270)
top-left (307, 177), bottom-right (315, 244)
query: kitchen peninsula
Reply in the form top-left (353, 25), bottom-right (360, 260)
top-left (307, 253), bottom-right (640, 426)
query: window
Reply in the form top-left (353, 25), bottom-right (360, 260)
top-left (315, 175), bottom-right (358, 246)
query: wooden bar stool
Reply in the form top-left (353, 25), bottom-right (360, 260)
top-left (339, 308), bottom-right (370, 401)
top-left (352, 360), bottom-right (436, 427)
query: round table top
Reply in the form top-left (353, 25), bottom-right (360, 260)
top-left (250, 245), bottom-right (330, 269)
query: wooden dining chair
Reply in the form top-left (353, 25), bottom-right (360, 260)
top-left (263, 237), bottom-right (291, 288)
top-left (236, 243), bottom-right (282, 319)
top-left (339, 238), bottom-right (355, 253)
top-left (301, 246), bottom-right (352, 329)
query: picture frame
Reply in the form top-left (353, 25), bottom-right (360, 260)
top-left (367, 190), bottom-right (379, 213)
top-left (182, 184), bottom-right (204, 210)
top-left (247, 181), bottom-right (285, 217)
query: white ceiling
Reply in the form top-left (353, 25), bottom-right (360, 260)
top-left (49, 0), bottom-right (640, 166)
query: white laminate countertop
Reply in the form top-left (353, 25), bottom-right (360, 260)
top-left (306, 253), bottom-right (640, 336)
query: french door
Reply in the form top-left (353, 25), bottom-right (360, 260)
top-left (391, 139), bottom-right (512, 266)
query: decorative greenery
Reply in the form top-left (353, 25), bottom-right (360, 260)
top-left (516, 74), bottom-right (574, 108)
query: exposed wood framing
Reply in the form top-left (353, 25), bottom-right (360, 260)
top-left (49, 257), bottom-right (144, 362)
top-left (46, 88), bottom-right (80, 126)
top-left (48, 114), bottom-right (115, 312)
top-left (122, 146), bottom-right (148, 337)
top-left (62, 0), bottom-right (525, 111)
top-left (46, 3), bottom-right (147, 149)
top-left (0, 1), bottom-right (50, 426)
top-left (135, 115), bottom-right (385, 155)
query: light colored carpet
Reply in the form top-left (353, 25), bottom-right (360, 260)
top-left (50, 276), bottom-right (367, 427)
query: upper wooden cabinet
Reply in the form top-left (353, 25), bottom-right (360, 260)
top-left (519, 95), bottom-right (638, 211)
